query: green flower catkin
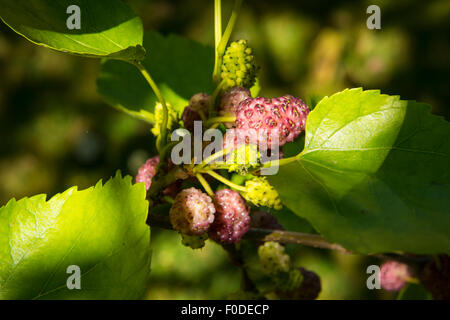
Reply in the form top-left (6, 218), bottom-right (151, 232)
top-left (225, 143), bottom-right (260, 174)
top-left (242, 177), bottom-right (282, 210)
top-left (221, 40), bottom-right (258, 90)
top-left (258, 241), bottom-right (290, 274)
top-left (151, 102), bottom-right (178, 137)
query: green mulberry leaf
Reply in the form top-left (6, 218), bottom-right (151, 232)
top-left (0, 173), bottom-right (151, 299)
top-left (0, 0), bottom-right (145, 61)
top-left (269, 88), bottom-right (450, 254)
top-left (97, 30), bottom-right (215, 119)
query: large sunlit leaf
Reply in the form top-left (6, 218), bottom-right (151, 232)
top-left (269, 88), bottom-right (450, 254)
top-left (0, 0), bottom-right (145, 61)
top-left (0, 173), bottom-right (151, 299)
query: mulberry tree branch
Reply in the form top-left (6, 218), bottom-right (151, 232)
top-left (146, 213), bottom-right (433, 266)
top-left (131, 61), bottom-right (168, 152)
top-left (146, 212), bottom-right (350, 253)
top-left (244, 228), bottom-right (350, 253)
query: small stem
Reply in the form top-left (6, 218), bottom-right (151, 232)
top-left (222, 244), bottom-right (258, 292)
top-left (206, 170), bottom-right (247, 192)
top-left (196, 173), bottom-right (215, 197)
top-left (159, 141), bottom-right (178, 163)
top-left (162, 196), bottom-right (175, 204)
top-left (155, 135), bottom-right (162, 152)
top-left (405, 276), bottom-right (420, 284)
top-left (132, 61), bottom-right (168, 151)
top-left (194, 148), bottom-right (232, 173)
top-left (198, 109), bottom-right (208, 122)
top-left (206, 116), bottom-right (236, 127)
top-left (149, 167), bottom-right (188, 198)
top-left (396, 286), bottom-right (407, 300)
top-left (262, 155), bottom-right (298, 168)
top-left (246, 228), bottom-right (350, 253)
top-left (213, 0), bottom-right (223, 83)
top-left (202, 149), bottom-right (231, 166)
top-left (218, 0), bottom-right (243, 56)
top-left (209, 80), bottom-right (226, 116)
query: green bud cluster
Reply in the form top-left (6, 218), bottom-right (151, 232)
top-left (258, 241), bottom-right (303, 293)
top-left (226, 143), bottom-right (260, 174)
top-left (151, 102), bottom-right (178, 137)
top-left (258, 241), bottom-right (290, 274)
top-left (221, 40), bottom-right (258, 90)
top-left (242, 177), bottom-right (282, 210)
top-left (274, 268), bottom-right (303, 291)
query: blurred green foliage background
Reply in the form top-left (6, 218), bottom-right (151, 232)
top-left (0, 0), bottom-right (447, 299)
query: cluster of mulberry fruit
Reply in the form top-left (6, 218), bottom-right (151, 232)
top-left (134, 38), bottom-right (316, 298)
top-left (136, 39), bottom-right (311, 249)
top-left (167, 187), bottom-right (251, 245)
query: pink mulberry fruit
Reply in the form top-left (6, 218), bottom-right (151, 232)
top-left (136, 156), bottom-right (160, 191)
top-left (234, 95), bottom-right (309, 150)
top-left (169, 187), bottom-right (216, 236)
top-left (209, 189), bottom-right (250, 243)
top-left (380, 260), bottom-right (412, 291)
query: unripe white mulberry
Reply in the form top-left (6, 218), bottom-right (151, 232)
top-left (169, 188), bottom-right (216, 236)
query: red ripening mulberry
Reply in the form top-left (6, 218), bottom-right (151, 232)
top-left (220, 87), bottom-right (251, 128)
top-left (209, 189), bottom-right (250, 244)
top-left (277, 267), bottom-right (322, 300)
top-left (250, 211), bottom-right (284, 230)
top-left (234, 95), bottom-right (310, 149)
top-left (162, 179), bottom-right (183, 198)
top-left (380, 260), bottom-right (412, 291)
top-left (420, 255), bottom-right (450, 300)
top-left (169, 187), bottom-right (216, 236)
top-left (136, 156), bottom-right (160, 191)
top-left (182, 93), bottom-right (210, 132)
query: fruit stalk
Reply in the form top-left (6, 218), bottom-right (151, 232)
top-left (132, 61), bottom-right (169, 151)
top-left (213, 0), bottom-right (244, 84)
top-left (213, 0), bottom-right (223, 83)
top-left (218, 0), bottom-right (244, 57)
